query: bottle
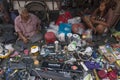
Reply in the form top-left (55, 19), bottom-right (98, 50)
top-left (54, 41), bottom-right (59, 52)
top-left (86, 29), bottom-right (92, 41)
top-left (67, 33), bottom-right (73, 44)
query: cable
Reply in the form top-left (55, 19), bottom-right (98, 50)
top-left (32, 69), bottom-right (43, 80)
top-left (77, 52), bottom-right (92, 61)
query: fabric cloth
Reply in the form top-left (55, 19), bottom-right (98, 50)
top-left (0, 24), bottom-right (17, 43)
top-left (14, 13), bottom-right (41, 39)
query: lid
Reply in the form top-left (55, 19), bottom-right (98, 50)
top-left (31, 46), bottom-right (39, 53)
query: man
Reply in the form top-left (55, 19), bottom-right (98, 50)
top-left (15, 7), bottom-right (42, 44)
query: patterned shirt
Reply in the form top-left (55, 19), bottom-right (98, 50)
top-left (92, 8), bottom-right (114, 27)
top-left (15, 13), bottom-right (40, 38)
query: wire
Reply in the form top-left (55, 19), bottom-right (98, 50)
top-left (32, 69), bottom-right (43, 80)
top-left (77, 52), bottom-right (91, 61)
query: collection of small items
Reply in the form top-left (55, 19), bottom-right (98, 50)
top-left (0, 10), bottom-right (120, 80)
top-left (0, 31), bottom-right (119, 80)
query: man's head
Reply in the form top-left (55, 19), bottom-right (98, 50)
top-left (18, 7), bottom-right (29, 20)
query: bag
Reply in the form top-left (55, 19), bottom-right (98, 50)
top-left (84, 61), bottom-right (100, 70)
top-left (0, 24), bottom-right (17, 44)
top-left (44, 32), bottom-right (56, 44)
top-left (2, 32), bottom-right (17, 44)
top-left (72, 23), bottom-right (85, 34)
top-left (108, 70), bottom-right (117, 80)
top-left (30, 33), bottom-right (43, 43)
top-left (68, 17), bottom-right (81, 24)
top-left (58, 23), bottom-right (72, 35)
top-left (97, 70), bottom-right (107, 79)
top-left (55, 11), bottom-right (72, 25)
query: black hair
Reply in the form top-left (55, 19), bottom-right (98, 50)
top-left (107, 0), bottom-right (117, 10)
top-left (96, 0), bottom-right (110, 17)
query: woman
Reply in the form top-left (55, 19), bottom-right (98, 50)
top-left (83, 0), bottom-right (114, 34)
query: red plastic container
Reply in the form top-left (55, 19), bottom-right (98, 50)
top-left (44, 32), bottom-right (56, 44)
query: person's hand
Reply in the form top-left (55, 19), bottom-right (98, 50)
top-left (0, 70), bottom-right (4, 75)
top-left (36, 30), bottom-right (40, 34)
top-left (92, 27), bottom-right (96, 34)
top-left (23, 38), bottom-right (28, 43)
top-left (116, 36), bottom-right (120, 42)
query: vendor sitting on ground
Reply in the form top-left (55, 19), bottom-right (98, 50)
top-left (14, 7), bottom-right (42, 44)
top-left (83, 0), bottom-right (114, 34)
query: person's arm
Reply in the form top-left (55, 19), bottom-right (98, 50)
top-left (92, 9), bottom-right (114, 27)
top-left (90, 8), bottom-right (98, 23)
top-left (94, 20), bottom-right (108, 26)
top-left (17, 32), bottom-right (28, 43)
top-left (83, 15), bottom-right (96, 33)
top-left (15, 18), bottom-right (28, 43)
top-left (106, 9), bottom-right (114, 27)
top-left (91, 15), bottom-right (108, 26)
top-left (88, 9), bottom-right (99, 32)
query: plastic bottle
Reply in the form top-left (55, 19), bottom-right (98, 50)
top-left (54, 41), bottom-right (59, 52)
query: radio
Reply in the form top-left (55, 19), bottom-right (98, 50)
top-left (41, 61), bottom-right (64, 70)
top-left (41, 61), bottom-right (83, 73)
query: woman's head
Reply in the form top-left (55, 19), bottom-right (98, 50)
top-left (99, 1), bottom-right (106, 12)
top-left (97, 0), bottom-right (109, 16)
